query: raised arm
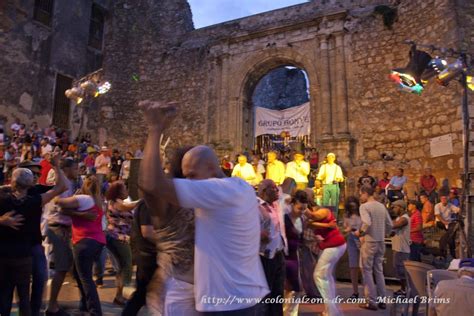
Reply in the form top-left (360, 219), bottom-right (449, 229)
top-left (41, 153), bottom-right (68, 206)
top-left (138, 100), bottom-right (179, 218)
top-left (110, 199), bottom-right (139, 212)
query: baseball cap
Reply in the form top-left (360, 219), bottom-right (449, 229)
top-left (327, 153), bottom-right (336, 158)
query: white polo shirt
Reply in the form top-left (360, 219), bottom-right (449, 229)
top-left (174, 177), bottom-right (269, 312)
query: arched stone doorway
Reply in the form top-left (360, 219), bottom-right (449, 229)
top-left (244, 65), bottom-right (311, 155)
top-left (238, 54), bottom-right (320, 154)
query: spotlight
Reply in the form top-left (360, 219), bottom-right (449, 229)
top-left (421, 57), bottom-right (448, 82)
top-left (65, 87), bottom-right (84, 104)
top-left (80, 80), bottom-right (98, 96)
top-left (389, 46), bottom-right (432, 95)
top-left (467, 75), bottom-right (474, 91)
top-left (97, 81), bottom-right (111, 95)
top-left (436, 58), bottom-right (464, 86)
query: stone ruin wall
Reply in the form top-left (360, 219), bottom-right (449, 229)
top-left (84, 0), bottom-right (471, 196)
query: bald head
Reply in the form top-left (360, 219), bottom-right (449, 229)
top-left (181, 145), bottom-right (223, 179)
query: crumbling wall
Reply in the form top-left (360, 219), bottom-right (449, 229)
top-left (0, 0), bottom-right (107, 132)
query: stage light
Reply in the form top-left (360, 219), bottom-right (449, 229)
top-left (421, 57), bottom-right (448, 82)
top-left (467, 76), bottom-right (474, 91)
top-left (436, 58), bottom-right (464, 86)
top-left (97, 81), bottom-right (111, 95)
top-left (389, 46), bottom-right (432, 95)
top-left (80, 80), bottom-right (98, 96)
top-left (65, 87), bottom-right (84, 104)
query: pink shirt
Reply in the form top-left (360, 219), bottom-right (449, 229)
top-left (71, 195), bottom-right (105, 245)
top-left (94, 154), bottom-right (111, 175)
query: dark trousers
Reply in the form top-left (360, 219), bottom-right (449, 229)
top-left (31, 244), bottom-right (48, 316)
top-left (437, 222), bottom-right (457, 258)
top-left (409, 242), bottom-right (424, 262)
top-left (200, 304), bottom-right (261, 315)
top-left (73, 238), bottom-right (104, 316)
top-left (0, 256), bottom-right (32, 316)
top-left (259, 251), bottom-right (285, 316)
top-left (106, 234), bottom-right (133, 285)
top-left (122, 253), bottom-right (157, 316)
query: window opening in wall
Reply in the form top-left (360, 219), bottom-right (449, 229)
top-left (88, 4), bottom-right (105, 50)
top-left (52, 74), bottom-right (73, 129)
top-left (33, 0), bottom-right (54, 27)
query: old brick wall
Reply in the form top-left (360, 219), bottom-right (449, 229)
top-left (0, 0), bottom-right (107, 132)
top-left (344, 0), bottom-right (464, 195)
top-left (91, 0), bottom-right (467, 197)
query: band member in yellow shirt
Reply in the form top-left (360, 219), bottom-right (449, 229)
top-left (285, 150), bottom-right (310, 190)
top-left (317, 153), bottom-right (344, 213)
top-left (266, 151), bottom-right (286, 185)
top-left (231, 155), bottom-right (256, 185)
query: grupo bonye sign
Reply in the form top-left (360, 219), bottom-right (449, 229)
top-left (254, 102), bottom-right (310, 137)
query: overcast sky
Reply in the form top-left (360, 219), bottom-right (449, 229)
top-left (188, 0), bottom-right (308, 28)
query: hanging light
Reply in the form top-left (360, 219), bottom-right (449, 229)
top-left (389, 45), bottom-right (432, 95)
top-left (467, 75), bottom-right (474, 91)
top-left (65, 87), bottom-right (84, 104)
top-left (80, 80), bottom-right (98, 96)
top-left (97, 81), bottom-right (111, 95)
top-left (436, 58), bottom-right (465, 86)
top-left (421, 57), bottom-right (448, 82)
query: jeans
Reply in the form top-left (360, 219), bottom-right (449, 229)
top-left (73, 238), bottom-right (104, 316)
top-left (360, 241), bottom-right (387, 304)
top-left (122, 253), bottom-right (157, 316)
top-left (31, 244), bottom-right (48, 316)
top-left (106, 234), bottom-right (133, 285)
top-left (410, 242), bottom-right (424, 262)
top-left (0, 256), bottom-right (32, 316)
top-left (259, 251), bottom-right (285, 316)
top-left (313, 243), bottom-right (346, 316)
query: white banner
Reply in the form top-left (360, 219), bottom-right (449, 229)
top-left (254, 102), bottom-right (311, 137)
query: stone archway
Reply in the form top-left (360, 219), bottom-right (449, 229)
top-left (231, 48), bottom-right (322, 153)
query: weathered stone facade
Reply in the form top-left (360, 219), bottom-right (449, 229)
top-left (0, 0), bottom-right (108, 129)
top-left (90, 0), bottom-right (471, 198)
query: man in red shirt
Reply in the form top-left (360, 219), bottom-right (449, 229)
top-left (377, 172), bottom-right (390, 192)
top-left (408, 200), bottom-right (424, 261)
top-left (38, 152), bottom-right (52, 185)
top-left (419, 168), bottom-right (438, 204)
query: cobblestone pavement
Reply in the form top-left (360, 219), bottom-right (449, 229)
top-left (13, 276), bottom-right (403, 315)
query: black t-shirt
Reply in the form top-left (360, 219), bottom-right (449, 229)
top-left (28, 184), bottom-right (52, 245)
top-left (111, 157), bottom-right (124, 174)
top-left (131, 201), bottom-right (157, 256)
top-left (0, 192), bottom-right (42, 257)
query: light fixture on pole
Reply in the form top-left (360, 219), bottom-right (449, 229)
top-left (436, 58), bottom-right (465, 86)
top-left (389, 45), bottom-right (432, 95)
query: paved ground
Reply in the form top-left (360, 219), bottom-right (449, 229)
top-left (11, 273), bottom-right (415, 316)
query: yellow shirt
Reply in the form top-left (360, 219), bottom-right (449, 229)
top-left (231, 163), bottom-right (256, 184)
top-left (266, 160), bottom-right (286, 185)
top-left (317, 163), bottom-right (344, 184)
top-left (285, 160), bottom-right (310, 183)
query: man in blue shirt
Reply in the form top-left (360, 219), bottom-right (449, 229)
top-left (387, 168), bottom-right (407, 202)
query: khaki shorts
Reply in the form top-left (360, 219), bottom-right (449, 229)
top-left (47, 225), bottom-right (73, 272)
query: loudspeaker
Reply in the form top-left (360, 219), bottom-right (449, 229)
top-left (128, 158), bottom-right (142, 201)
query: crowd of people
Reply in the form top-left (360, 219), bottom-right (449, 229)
top-left (0, 106), bottom-right (473, 316)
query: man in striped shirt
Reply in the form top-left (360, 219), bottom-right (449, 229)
top-left (356, 185), bottom-right (393, 311)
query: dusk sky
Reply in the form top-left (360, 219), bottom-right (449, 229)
top-left (188, 0), bottom-right (308, 28)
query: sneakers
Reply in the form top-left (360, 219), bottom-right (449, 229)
top-left (378, 303), bottom-right (387, 310)
top-left (95, 277), bottom-right (104, 288)
top-left (45, 309), bottom-right (70, 316)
